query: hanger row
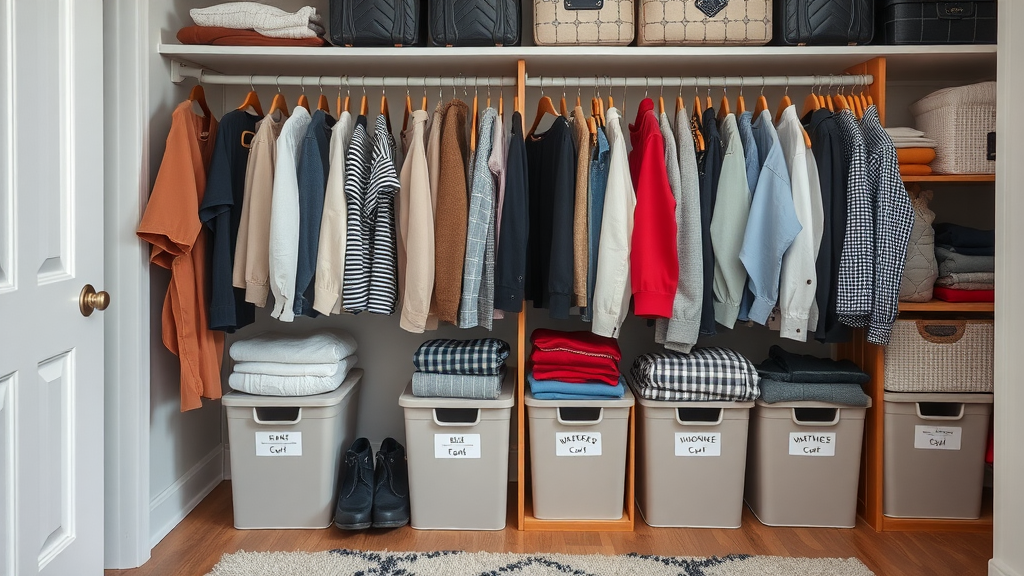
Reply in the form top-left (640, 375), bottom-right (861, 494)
top-left (525, 74), bottom-right (873, 89)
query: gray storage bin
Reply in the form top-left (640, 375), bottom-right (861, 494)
top-left (525, 388), bottom-right (634, 520)
top-left (223, 369), bottom-right (362, 529)
top-left (884, 392), bottom-right (993, 519)
top-left (636, 397), bottom-right (754, 528)
top-left (399, 374), bottom-right (515, 530)
top-left (745, 399), bottom-right (869, 528)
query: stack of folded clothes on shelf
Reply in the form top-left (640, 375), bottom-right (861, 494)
top-left (933, 223), bottom-right (995, 302)
top-left (411, 339), bottom-right (509, 400)
top-left (228, 330), bottom-right (358, 396)
top-left (178, 2), bottom-right (329, 46)
top-left (528, 329), bottom-right (625, 400)
top-left (629, 347), bottom-right (759, 402)
top-left (755, 346), bottom-right (870, 407)
top-left (885, 126), bottom-right (939, 176)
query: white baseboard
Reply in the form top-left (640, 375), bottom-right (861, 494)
top-left (991, 559), bottom-right (1023, 576)
top-left (149, 446), bottom-right (224, 548)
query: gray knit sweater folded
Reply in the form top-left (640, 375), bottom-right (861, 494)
top-left (411, 368), bottom-right (505, 400)
top-left (936, 247), bottom-right (994, 275)
top-left (759, 379), bottom-right (869, 407)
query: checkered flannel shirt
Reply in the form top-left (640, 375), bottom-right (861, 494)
top-left (412, 338), bottom-right (510, 375)
top-left (629, 347), bottom-right (760, 402)
top-left (835, 109), bottom-right (873, 328)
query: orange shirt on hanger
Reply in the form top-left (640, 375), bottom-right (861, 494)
top-left (137, 100), bottom-right (224, 411)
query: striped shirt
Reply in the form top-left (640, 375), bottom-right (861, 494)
top-left (367, 114), bottom-right (401, 315)
top-left (341, 116), bottom-right (371, 313)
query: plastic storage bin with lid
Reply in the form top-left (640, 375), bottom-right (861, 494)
top-left (744, 398), bottom-right (869, 528)
top-left (884, 392), bottom-right (993, 519)
top-left (399, 373), bottom-right (515, 530)
top-left (222, 369), bottom-right (362, 529)
top-left (525, 387), bottom-right (635, 520)
top-left (635, 397), bottom-right (754, 528)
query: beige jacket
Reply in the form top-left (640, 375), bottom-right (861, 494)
top-left (571, 106), bottom-right (591, 307)
top-left (233, 111), bottom-right (285, 306)
top-left (312, 111), bottom-right (354, 315)
top-left (399, 110), bottom-right (435, 332)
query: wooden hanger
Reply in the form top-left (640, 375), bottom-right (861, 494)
top-left (359, 90), bottom-right (368, 116)
top-left (380, 89), bottom-right (392, 135)
top-left (296, 83), bottom-right (310, 112)
top-left (498, 87), bottom-right (504, 117)
top-left (402, 90), bottom-right (413, 133)
top-left (188, 83), bottom-right (211, 119)
top-left (693, 93), bottom-right (704, 118)
top-left (801, 81), bottom-right (821, 118)
top-left (470, 87), bottom-right (478, 152)
top-left (559, 91), bottom-right (568, 118)
top-left (675, 94), bottom-right (683, 118)
top-left (774, 85), bottom-right (792, 124)
top-left (528, 81), bottom-right (560, 136)
top-left (658, 91), bottom-right (666, 116)
top-left (736, 80), bottom-right (746, 115)
top-left (717, 85), bottom-right (731, 121)
top-left (236, 76), bottom-right (264, 116)
top-left (269, 91), bottom-right (289, 117)
top-left (753, 79), bottom-right (769, 118)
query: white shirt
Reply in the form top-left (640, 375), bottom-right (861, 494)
top-left (268, 106), bottom-right (311, 322)
top-left (313, 111), bottom-right (354, 316)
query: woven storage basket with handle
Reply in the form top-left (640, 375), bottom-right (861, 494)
top-left (909, 81), bottom-right (995, 174)
top-left (884, 319), bottom-right (993, 393)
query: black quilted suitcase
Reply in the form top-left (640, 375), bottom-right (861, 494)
top-left (880, 0), bottom-right (996, 44)
top-left (776, 0), bottom-right (873, 45)
top-left (330, 0), bottom-right (424, 46)
top-left (429, 0), bottom-right (521, 46)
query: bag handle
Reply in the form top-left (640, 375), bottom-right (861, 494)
top-left (915, 320), bottom-right (967, 344)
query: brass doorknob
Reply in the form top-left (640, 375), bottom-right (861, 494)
top-left (79, 284), bottom-right (110, 317)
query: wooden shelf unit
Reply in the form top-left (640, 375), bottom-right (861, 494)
top-left (901, 174), bottom-right (995, 183)
top-left (899, 301), bottom-right (994, 313)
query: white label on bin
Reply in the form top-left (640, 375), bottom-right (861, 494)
top-left (675, 432), bottom-right (721, 456)
top-left (789, 432), bottom-right (836, 456)
top-left (556, 432), bottom-right (602, 456)
top-left (915, 425), bottom-right (962, 450)
top-left (255, 431), bottom-right (302, 456)
top-left (434, 434), bottom-right (481, 458)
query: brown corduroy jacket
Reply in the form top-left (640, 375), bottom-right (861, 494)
top-left (571, 106), bottom-right (591, 307)
top-left (433, 99), bottom-right (470, 324)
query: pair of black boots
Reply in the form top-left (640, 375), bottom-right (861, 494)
top-left (334, 437), bottom-right (410, 530)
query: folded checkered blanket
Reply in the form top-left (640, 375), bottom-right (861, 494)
top-left (630, 348), bottom-right (759, 402)
top-left (412, 338), bottom-right (510, 375)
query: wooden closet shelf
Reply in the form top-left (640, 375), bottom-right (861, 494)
top-left (899, 301), bottom-right (994, 313)
top-left (902, 174), bottom-right (995, 183)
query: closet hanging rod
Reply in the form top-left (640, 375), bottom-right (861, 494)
top-left (524, 74), bottom-right (874, 88)
top-left (170, 61), bottom-right (515, 88)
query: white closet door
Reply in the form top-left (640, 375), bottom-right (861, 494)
top-left (0, 0), bottom-right (105, 575)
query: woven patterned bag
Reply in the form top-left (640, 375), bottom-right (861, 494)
top-left (884, 319), bottom-right (993, 393)
top-left (534, 0), bottom-right (634, 45)
top-left (637, 0), bottom-right (772, 46)
top-left (910, 81), bottom-right (996, 174)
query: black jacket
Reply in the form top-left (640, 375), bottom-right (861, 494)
top-left (495, 112), bottom-right (530, 313)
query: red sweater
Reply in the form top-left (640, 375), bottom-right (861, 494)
top-left (628, 98), bottom-right (679, 319)
top-left (529, 329), bottom-right (622, 385)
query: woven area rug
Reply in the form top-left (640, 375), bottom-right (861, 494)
top-left (205, 548), bottom-right (876, 576)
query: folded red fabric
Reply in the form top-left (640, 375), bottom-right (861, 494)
top-left (176, 26), bottom-right (329, 47)
top-left (530, 329), bottom-right (622, 361)
top-left (530, 365), bottom-right (621, 386)
top-left (932, 286), bottom-right (994, 302)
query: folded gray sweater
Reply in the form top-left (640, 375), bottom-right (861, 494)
top-left (936, 247), bottom-right (994, 275)
top-left (759, 379), bottom-right (870, 407)
top-left (411, 368), bottom-right (505, 400)
top-left (936, 272), bottom-right (995, 286)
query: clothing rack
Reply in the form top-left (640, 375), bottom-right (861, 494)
top-left (525, 74), bottom-right (874, 89)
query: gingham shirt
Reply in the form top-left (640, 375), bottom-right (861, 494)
top-left (835, 109), bottom-right (872, 327)
top-left (629, 347), bottom-right (760, 402)
top-left (861, 108), bottom-right (914, 345)
top-left (458, 108), bottom-right (498, 329)
top-left (412, 338), bottom-right (510, 375)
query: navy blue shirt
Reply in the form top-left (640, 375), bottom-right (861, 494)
top-left (199, 109), bottom-right (261, 332)
top-left (293, 110), bottom-right (337, 317)
top-left (698, 107), bottom-right (722, 336)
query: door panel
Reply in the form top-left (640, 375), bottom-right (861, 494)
top-left (0, 0), bottom-right (105, 575)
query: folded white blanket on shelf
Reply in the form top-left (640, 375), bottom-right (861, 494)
top-left (191, 3), bottom-right (323, 38)
top-left (229, 330), bottom-right (358, 364)
top-left (232, 356), bottom-right (355, 377)
top-left (885, 126), bottom-right (927, 138)
top-left (228, 356), bottom-right (358, 396)
top-left (891, 138), bottom-right (939, 149)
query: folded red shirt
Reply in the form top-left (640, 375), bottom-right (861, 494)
top-left (177, 26), bottom-right (329, 47)
top-left (531, 363), bottom-right (621, 386)
top-left (530, 329), bottom-right (622, 361)
top-left (932, 286), bottom-right (994, 303)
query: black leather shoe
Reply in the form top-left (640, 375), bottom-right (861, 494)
top-left (334, 437), bottom-right (374, 530)
top-left (371, 437), bottom-right (411, 528)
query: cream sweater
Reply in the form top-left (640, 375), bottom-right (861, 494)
top-left (312, 111), bottom-right (354, 316)
top-left (399, 110), bottom-right (435, 332)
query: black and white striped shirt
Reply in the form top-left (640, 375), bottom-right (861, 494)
top-left (342, 116), bottom-right (371, 313)
top-left (366, 114), bottom-right (401, 315)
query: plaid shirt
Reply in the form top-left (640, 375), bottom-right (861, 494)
top-left (413, 338), bottom-right (510, 375)
top-left (630, 347), bottom-right (760, 402)
top-left (861, 108), bottom-right (914, 345)
top-left (835, 109), bottom-right (872, 327)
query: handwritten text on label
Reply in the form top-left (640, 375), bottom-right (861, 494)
top-left (675, 432), bottom-right (721, 456)
top-left (556, 432), bottom-right (602, 456)
top-left (788, 432), bottom-right (836, 456)
top-left (914, 425), bottom-right (962, 450)
top-left (434, 433), bottom-right (482, 458)
top-left (256, 431), bottom-right (303, 457)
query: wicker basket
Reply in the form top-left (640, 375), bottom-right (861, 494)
top-left (909, 81), bottom-right (996, 175)
top-left (884, 319), bottom-right (993, 393)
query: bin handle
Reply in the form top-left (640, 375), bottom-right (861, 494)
top-left (916, 403), bottom-right (965, 421)
top-left (557, 407), bottom-right (604, 426)
top-left (675, 408), bottom-right (724, 427)
top-left (432, 408), bottom-right (481, 427)
top-left (252, 407), bottom-right (302, 425)
top-left (791, 408), bottom-right (840, 427)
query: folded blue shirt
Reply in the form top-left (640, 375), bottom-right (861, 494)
top-left (528, 374), bottom-right (625, 399)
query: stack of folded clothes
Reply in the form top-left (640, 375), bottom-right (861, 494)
top-left (756, 346), bottom-right (870, 407)
top-left (528, 329), bottom-right (625, 400)
top-left (178, 2), bottom-right (329, 47)
top-left (629, 347), bottom-right (759, 402)
top-left (933, 223), bottom-right (995, 303)
top-left (228, 330), bottom-right (358, 396)
top-left (411, 339), bottom-right (509, 400)
top-left (885, 127), bottom-right (938, 176)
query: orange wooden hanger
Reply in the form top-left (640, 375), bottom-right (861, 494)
top-left (402, 89), bottom-right (413, 133)
top-left (801, 79), bottom-right (821, 118)
top-left (237, 75), bottom-right (264, 116)
top-left (528, 79), bottom-right (560, 137)
top-left (736, 78), bottom-right (746, 115)
top-left (753, 79), bottom-right (769, 118)
top-left (269, 78), bottom-right (289, 118)
top-left (315, 77), bottom-right (330, 115)
top-left (189, 83), bottom-right (211, 118)
top-left (296, 83), bottom-right (310, 112)
top-left (380, 87), bottom-right (392, 135)
top-left (470, 86), bottom-right (478, 152)
top-left (717, 84), bottom-right (731, 121)
top-left (775, 83), bottom-right (793, 124)
top-left (359, 85), bottom-right (368, 116)
top-left (559, 80), bottom-right (569, 118)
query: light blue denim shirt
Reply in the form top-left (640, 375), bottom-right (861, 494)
top-left (581, 126), bottom-right (610, 322)
top-left (737, 110), bottom-right (760, 195)
top-left (738, 110), bottom-right (802, 324)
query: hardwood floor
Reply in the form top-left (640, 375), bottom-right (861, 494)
top-left (106, 481), bottom-right (992, 576)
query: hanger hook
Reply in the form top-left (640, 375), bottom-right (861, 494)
top-left (722, 76), bottom-right (727, 99)
top-left (784, 75), bottom-right (790, 97)
top-left (539, 75), bottom-right (545, 98)
top-left (361, 76), bottom-right (366, 97)
top-left (198, 69), bottom-right (205, 85)
top-left (249, 74), bottom-right (255, 92)
top-left (760, 76), bottom-right (765, 96)
top-left (319, 76), bottom-right (325, 94)
top-left (644, 76), bottom-right (649, 100)
top-left (300, 80), bottom-right (305, 94)
top-left (275, 74), bottom-right (282, 93)
top-left (595, 75), bottom-right (601, 99)
top-left (577, 79), bottom-right (581, 102)
top-left (738, 75), bottom-right (743, 97)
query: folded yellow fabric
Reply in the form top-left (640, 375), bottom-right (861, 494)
top-left (899, 164), bottom-right (933, 176)
top-left (896, 148), bottom-right (937, 165)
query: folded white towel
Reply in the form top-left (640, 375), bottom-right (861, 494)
top-left (885, 127), bottom-right (927, 138)
top-left (228, 356), bottom-right (358, 396)
top-left (232, 355), bottom-right (356, 377)
top-left (191, 3), bottom-right (322, 38)
top-left (892, 139), bottom-right (939, 149)
top-left (229, 330), bottom-right (357, 364)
